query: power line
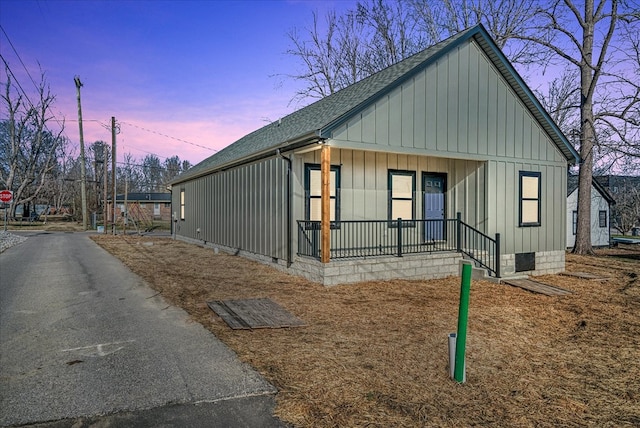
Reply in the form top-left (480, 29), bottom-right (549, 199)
top-left (120, 145), bottom-right (171, 160)
top-left (114, 160), bottom-right (189, 171)
top-left (1, 52), bottom-right (68, 140)
top-left (0, 53), bottom-right (35, 109)
top-left (119, 121), bottom-right (217, 152)
top-left (0, 25), bottom-right (40, 93)
top-left (0, 27), bottom-right (69, 141)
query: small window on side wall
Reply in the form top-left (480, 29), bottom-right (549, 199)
top-left (519, 171), bottom-right (541, 227)
top-left (599, 210), bottom-right (607, 228)
top-left (572, 210), bottom-right (577, 235)
top-left (180, 188), bottom-right (185, 220)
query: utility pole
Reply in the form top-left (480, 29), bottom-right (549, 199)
top-left (93, 154), bottom-right (99, 217)
top-left (103, 144), bottom-right (108, 234)
top-left (74, 76), bottom-right (88, 230)
top-left (111, 116), bottom-right (117, 235)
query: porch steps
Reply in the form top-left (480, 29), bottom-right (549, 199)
top-left (459, 259), bottom-right (528, 283)
top-left (459, 259), bottom-right (499, 282)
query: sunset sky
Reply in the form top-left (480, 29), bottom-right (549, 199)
top-left (1, 0), bottom-right (355, 165)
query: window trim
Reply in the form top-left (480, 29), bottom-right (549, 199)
top-left (599, 210), bottom-right (607, 228)
top-left (388, 170), bottom-right (416, 226)
top-left (180, 188), bottom-right (185, 220)
top-left (304, 163), bottom-right (340, 225)
top-left (519, 171), bottom-right (541, 227)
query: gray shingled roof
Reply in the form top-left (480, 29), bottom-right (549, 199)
top-left (567, 175), bottom-right (616, 204)
top-left (173, 24), bottom-right (578, 185)
top-left (110, 193), bottom-right (171, 202)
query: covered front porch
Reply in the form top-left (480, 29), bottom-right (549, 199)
top-left (294, 145), bottom-right (500, 284)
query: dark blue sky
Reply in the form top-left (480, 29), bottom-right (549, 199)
top-left (1, 0), bottom-right (355, 164)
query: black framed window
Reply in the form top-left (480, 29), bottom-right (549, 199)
top-left (572, 210), bottom-right (577, 235)
top-left (305, 164), bottom-right (340, 222)
top-left (519, 171), bottom-right (541, 227)
top-left (599, 210), bottom-right (607, 228)
top-left (388, 170), bottom-right (415, 221)
top-left (180, 188), bottom-right (185, 220)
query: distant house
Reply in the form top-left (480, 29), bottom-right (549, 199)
top-left (107, 193), bottom-right (172, 222)
top-left (595, 175), bottom-right (640, 235)
top-left (170, 25), bottom-right (579, 286)
top-left (566, 176), bottom-right (615, 248)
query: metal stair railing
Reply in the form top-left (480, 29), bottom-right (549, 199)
top-left (456, 212), bottom-right (501, 278)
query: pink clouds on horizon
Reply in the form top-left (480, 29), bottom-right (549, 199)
top-left (69, 117), bottom-right (251, 166)
top-left (59, 88), bottom-right (300, 167)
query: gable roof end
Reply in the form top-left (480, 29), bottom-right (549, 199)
top-left (567, 175), bottom-right (616, 205)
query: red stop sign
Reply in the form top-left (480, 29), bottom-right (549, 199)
top-left (0, 190), bottom-right (13, 203)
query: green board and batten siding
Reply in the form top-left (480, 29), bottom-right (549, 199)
top-left (327, 39), bottom-right (567, 255)
top-left (173, 157), bottom-right (288, 260)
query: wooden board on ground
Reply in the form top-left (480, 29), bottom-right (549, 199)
top-left (502, 278), bottom-right (572, 296)
top-left (207, 298), bottom-right (305, 330)
top-left (560, 271), bottom-right (610, 281)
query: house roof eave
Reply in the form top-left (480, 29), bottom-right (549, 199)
top-left (169, 130), bottom-right (321, 186)
top-left (592, 179), bottom-right (616, 205)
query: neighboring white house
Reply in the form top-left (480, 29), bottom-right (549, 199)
top-left (567, 175), bottom-right (615, 248)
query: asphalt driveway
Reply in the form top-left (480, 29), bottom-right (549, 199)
top-left (0, 231), bottom-right (283, 427)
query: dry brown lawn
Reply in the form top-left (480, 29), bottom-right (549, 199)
top-left (92, 235), bottom-right (640, 427)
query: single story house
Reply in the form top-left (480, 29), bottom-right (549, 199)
top-left (170, 24), bottom-right (579, 286)
top-left (107, 193), bottom-right (172, 222)
top-left (566, 176), bottom-right (615, 248)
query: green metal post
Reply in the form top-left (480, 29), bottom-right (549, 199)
top-left (455, 263), bottom-right (472, 383)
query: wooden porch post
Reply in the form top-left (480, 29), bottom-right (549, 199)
top-left (321, 144), bottom-right (331, 263)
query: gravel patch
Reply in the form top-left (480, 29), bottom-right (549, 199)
top-left (0, 232), bottom-right (27, 253)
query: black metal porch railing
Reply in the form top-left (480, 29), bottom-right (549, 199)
top-left (297, 212), bottom-right (501, 278)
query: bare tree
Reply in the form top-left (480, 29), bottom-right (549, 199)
top-left (163, 155), bottom-right (181, 185)
top-left (535, 68), bottom-right (581, 131)
top-left (116, 153), bottom-right (143, 194)
top-left (356, 0), bottom-right (427, 73)
top-left (410, 0), bottom-right (540, 54)
top-left (163, 155), bottom-right (191, 185)
top-left (608, 178), bottom-right (640, 234)
top-left (508, 0), bottom-right (639, 254)
top-left (141, 154), bottom-right (163, 192)
top-left (39, 142), bottom-right (77, 216)
top-left (285, 0), bottom-right (546, 100)
top-left (0, 66), bottom-right (65, 218)
top-left (285, 9), bottom-right (371, 102)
